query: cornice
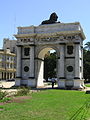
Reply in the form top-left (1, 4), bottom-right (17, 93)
top-left (14, 33), bottom-right (36, 38)
top-left (17, 22), bottom-right (80, 29)
top-left (14, 30), bottom-right (85, 40)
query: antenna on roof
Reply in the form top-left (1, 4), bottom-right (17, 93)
top-left (13, 14), bottom-right (16, 34)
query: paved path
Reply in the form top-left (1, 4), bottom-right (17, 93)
top-left (0, 81), bottom-right (15, 88)
top-left (0, 81), bottom-right (90, 92)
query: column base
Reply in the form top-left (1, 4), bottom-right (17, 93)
top-left (58, 79), bottom-right (66, 89)
top-left (81, 79), bottom-right (86, 88)
top-left (28, 78), bottom-right (36, 87)
top-left (15, 77), bottom-right (21, 86)
top-left (72, 79), bottom-right (84, 90)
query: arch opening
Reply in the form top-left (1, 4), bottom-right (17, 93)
top-left (37, 47), bottom-right (58, 87)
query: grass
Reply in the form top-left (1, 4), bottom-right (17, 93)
top-left (0, 89), bottom-right (90, 120)
top-left (85, 84), bottom-right (90, 87)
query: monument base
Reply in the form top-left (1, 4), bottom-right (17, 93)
top-left (28, 78), bottom-right (36, 87)
top-left (72, 79), bottom-right (84, 90)
top-left (15, 77), bottom-right (21, 86)
top-left (58, 79), bottom-right (66, 89)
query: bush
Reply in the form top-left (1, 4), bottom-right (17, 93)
top-left (0, 90), bottom-right (8, 100)
top-left (15, 86), bottom-right (30, 96)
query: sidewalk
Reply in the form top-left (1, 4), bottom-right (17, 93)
top-left (0, 81), bottom-right (15, 88)
top-left (0, 81), bottom-right (90, 92)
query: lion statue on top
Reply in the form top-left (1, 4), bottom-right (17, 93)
top-left (41, 12), bottom-right (60, 25)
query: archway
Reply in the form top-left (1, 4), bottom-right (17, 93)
top-left (36, 47), bottom-right (59, 87)
top-left (15, 22), bottom-right (85, 89)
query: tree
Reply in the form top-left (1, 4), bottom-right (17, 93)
top-left (83, 48), bottom-right (90, 82)
top-left (44, 52), bottom-right (56, 81)
top-left (84, 42), bottom-right (90, 51)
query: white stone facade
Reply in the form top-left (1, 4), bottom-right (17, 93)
top-left (14, 22), bottom-right (85, 89)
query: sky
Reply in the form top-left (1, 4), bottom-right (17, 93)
top-left (0, 0), bottom-right (90, 48)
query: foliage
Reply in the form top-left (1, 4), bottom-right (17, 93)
top-left (84, 42), bottom-right (90, 51)
top-left (83, 48), bottom-right (90, 82)
top-left (15, 86), bottom-right (30, 96)
top-left (0, 90), bottom-right (8, 100)
top-left (44, 52), bottom-right (56, 80)
top-left (0, 90), bottom-right (90, 120)
top-left (0, 97), bottom-right (11, 102)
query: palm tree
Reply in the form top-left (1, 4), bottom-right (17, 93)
top-left (84, 42), bottom-right (90, 51)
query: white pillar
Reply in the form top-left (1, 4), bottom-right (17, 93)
top-left (58, 44), bottom-right (65, 88)
top-left (75, 44), bottom-right (80, 78)
top-left (81, 46), bottom-right (85, 88)
top-left (15, 46), bottom-right (22, 86)
top-left (73, 43), bottom-right (83, 89)
top-left (37, 59), bottom-right (44, 87)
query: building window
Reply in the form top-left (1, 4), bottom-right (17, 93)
top-left (67, 66), bottom-right (73, 72)
top-left (24, 48), bottom-right (30, 56)
top-left (24, 66), bottom-right (29, 72)
top-left (67, 46), bottom-right (73, 55)
top-left (7, 56), bottom-right (9, 60)
top-left (13, 47), bottom-right (15, 53)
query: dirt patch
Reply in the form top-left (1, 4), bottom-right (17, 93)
top-left (12, 96), bottom-right (31, 103)
top-left (0, 96), bottom-right (31, 105)
top-left (0, 102), bottom-right (6, 105)
top-left (0, 108), bottom-right (4, 111)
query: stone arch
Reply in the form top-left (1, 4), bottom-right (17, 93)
top-left (15, 22), bottom-right (85, 89)
top-left (36, 45), bottom-right (59, 87)
top-left (37, 45), bottom-right (59, 58)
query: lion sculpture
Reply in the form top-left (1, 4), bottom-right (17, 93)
top-left (41, 12), bottom-right (60, 25)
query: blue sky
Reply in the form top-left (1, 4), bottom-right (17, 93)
top-left (0, 0), bottom-right (90, 48)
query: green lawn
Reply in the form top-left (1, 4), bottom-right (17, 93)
top-left (85, 84), bottom-right (90, 87)
top-left (0, 89), bottom-right (90, 120)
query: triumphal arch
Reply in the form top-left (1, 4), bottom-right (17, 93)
top-left (15, 13), bottom-right (85, 89)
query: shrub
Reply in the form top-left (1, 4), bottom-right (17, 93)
top-left (15, 86), bottom-right (30, 96)
top-left (0, 90), bottom-right (8, 100)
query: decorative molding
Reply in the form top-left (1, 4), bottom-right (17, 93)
top-left (28, 77), bottom-right (35, 79)
top-left (65, 57), bottom-right (75, 59)
top-left (16, 76), bottom-right (22, 78)
top-left (21, 58), bottom-right (30, 60)
top-left (35, 58), bottom-right (44, 61)
top-left (74, 77), bottom-right (80, 79)
top-left (59, 77), bottom-right (66, 79)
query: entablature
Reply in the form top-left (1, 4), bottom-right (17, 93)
top-left (15, 22), bottom-right (85, 40)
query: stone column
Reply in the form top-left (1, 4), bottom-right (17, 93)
top-left (58, 44), bottom-right (65, 88)
top-left (73, 43), bottom-right (83, 89)
top-left (37, 59), bottom-right (44, 87)
top-left (28, 46), bottom-right (35, 87)
top-left (74, 44), bottom-right (80, 78)
top-left (15, 46), bottom-right (22, 86)
top-left (81, 46), bottom-right (85, 88)
top-left (29, 46), bottom-right (35, 77)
